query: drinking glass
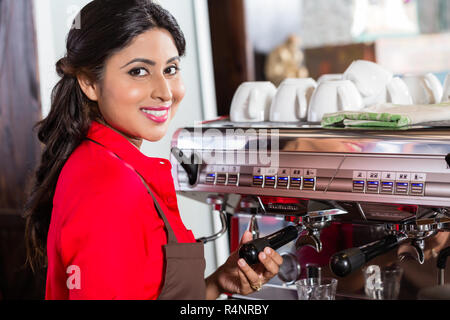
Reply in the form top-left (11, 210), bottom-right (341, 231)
top-left (295, 277), bottom-right (338, 300)
top-left (363, 264), bottom-right (403, 300)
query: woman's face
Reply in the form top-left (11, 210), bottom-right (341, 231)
top-left (90, 28), bottom-right (185, 147)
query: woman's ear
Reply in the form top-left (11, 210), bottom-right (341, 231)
top-left (77, 73), bottom-right (99, 102)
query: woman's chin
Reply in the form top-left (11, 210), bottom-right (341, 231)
top-left (142, 128), bottom-right (168, 142)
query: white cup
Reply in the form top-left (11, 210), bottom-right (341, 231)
top-left (269, 78), bottom-right (317, 122)
top-left (441, 73), bottom-right (450, 103)
top-left (343, 60), bottom-right (393, 104)
top-left (317, 74), bottom-right (343, 84)
top-left (357, 76), bottom-right (413, 107)
top-left (385, 77), bottom-right (413, 105)
top-left (230, 81), bottom-right (277, 122)
top-left (307, 80), bottom-right (363, 122)
top-left (402, 73), bottom-right (443, 104)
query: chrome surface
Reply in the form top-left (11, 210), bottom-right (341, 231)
top-left (171, 120), bottom-right (450, 298)
top-left (171, 120), bottom-right (450, 219)
top-left (173, 121), bottom-right (450, 155)
top-left (278, 252), bottom-right (302, 285)
top-left (196, 195), bottom-right (228, 244)
top-left (249, 214), bottom-right (260, 240)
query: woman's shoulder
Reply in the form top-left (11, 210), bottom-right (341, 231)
top-left (55, 140), bottom-right (143, 201)
top-left (52, 140), bottom-right (154, 236)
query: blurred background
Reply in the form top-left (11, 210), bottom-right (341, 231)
top-left (0, 0), bottom-right (449, 299)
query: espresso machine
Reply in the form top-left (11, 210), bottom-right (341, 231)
top-left (169, 119), bottom-right (450, 299)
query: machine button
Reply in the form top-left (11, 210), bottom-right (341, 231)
top-left (289, 177), bottom-right (302, 189)
top-left (253, 175), bottom-right (264, 187)
top-left (277, 176), bottom-right (289, 189)
top-left (302, 178), bottom-right (315, 190)
top-left (264, 176), bottom-right (276, 188)
top-left (365, 180), bottom-right (379, 193)
top-left (380, 181), bottom-right (394, 194)
top-left (227, 173), bottom-right (239, 186)
top-left (216, 173), bottom-right (227, 185)
top-left (410, 173), bottom-right (426, 196)
top-left (205, 173), bottom-right (216, 184)
top-left (395, 172), bottom-right (410, 195)
top-left (395, 182), bottom-right (409, 195)
top-left (366, 171), bottom-right (380, 193)
top-left (410, 183), bottom-right (424, 196)
top-left (352, 180), bottom-right (365, 193)
top-left (352, 171), bottom-right (366, 193)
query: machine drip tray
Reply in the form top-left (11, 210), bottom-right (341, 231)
top-left (231, 284), bottom-right (298, 300)
top-left (230, 284), bottom-right (369, 300)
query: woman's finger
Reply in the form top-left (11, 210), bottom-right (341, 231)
top-left (257, 248), bottom-right (280, 278)
top-left (237, 268), bottom-right (249, 286)
top-left (238, 258), bottom-right (261, 288)
top-left (266, 247), bottom-right (283, 266)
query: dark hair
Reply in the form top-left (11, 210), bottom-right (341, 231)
top-left (24, 0), bottom-right (186, 271)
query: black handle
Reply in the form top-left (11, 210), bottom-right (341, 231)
top-left (239, 225), bottom-right (300, 265)
top-left (329, 234), bottom-right (401, 277)
top-left (437, 246), bottom-right (450, 270)
top-left (446, 153), bottom-right (450, 168)
top-left (171, 147), bottom-right (199, 185)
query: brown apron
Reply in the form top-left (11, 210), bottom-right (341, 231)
top-left (86, 138), bottom-right (206, 300)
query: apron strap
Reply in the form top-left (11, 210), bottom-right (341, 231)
top-left (84, 137), bottom-right (179, 244)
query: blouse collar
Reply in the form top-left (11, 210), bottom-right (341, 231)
top-left (86, 120), bottom-right (172, 179)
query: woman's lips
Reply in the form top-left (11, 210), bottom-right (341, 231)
top-left (140, 106), bottom-right (170, 123)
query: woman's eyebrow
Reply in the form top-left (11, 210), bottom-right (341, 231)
top-left (166, 56), bottom-right (180, 64)
top-left (121, 56), bottom-right (180, 69)
top-left (120, 58), bottom-right (155, 69)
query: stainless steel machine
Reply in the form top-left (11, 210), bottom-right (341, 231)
top-left (169, 119), bottom-right (450, 299)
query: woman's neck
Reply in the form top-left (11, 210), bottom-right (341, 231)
top-left (94, 117), bottom-right (143, 149)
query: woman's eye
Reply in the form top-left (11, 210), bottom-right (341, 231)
top-left (165, 65), bottom-right (180, 76)
top-left (128, 67), bottom-right (149, 77)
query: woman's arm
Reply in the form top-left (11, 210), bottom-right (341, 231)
top-left (204, 231), bottom-right (283, 300)
top-left (205, 271), bottom-right (222, 300)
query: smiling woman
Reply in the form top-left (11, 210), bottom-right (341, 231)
top-left (77, 28), bottom-right (186, 146)
top-left (23, 0), bottom-right (282, 300)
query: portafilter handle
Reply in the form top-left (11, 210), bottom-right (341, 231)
top-left (329, 233), bottom-right (407, 277)
top-left (239, 225), bottom-right (302, 265)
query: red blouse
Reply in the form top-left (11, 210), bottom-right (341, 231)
top-left (45, 120), bottom-right (196, 300)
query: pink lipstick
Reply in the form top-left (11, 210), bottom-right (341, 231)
top-left (140, 106), bottom-right (170, 123)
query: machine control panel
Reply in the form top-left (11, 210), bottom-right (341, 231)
top-left (351, 171), bottom-right (426, 196)
top-left (199, 166), bottom-right (427, 197)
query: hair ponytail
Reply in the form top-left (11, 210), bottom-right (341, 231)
top-left (23, 0), bottom-right (186, 272)
top-left (24, 58), bottom-right (95, 271)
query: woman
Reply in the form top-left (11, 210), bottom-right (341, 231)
top-left (24, 0), bottom-right (282, 300)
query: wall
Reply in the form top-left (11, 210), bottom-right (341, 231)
top-left (33, 0), bottom-right (222, 278)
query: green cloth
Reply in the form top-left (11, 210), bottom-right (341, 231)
top-left (321, 102), bottom-right (450, 128)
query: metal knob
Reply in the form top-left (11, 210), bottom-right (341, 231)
top-left (278, 253), bottom-right (301, 285)
top-left (248, 215), bottom-right (260, 240)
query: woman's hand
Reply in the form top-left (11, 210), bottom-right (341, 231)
top-left (206, 230), bottom-right (283, 299)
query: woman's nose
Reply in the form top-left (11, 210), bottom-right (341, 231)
top-left (151, 75), bottom-right (173, 102)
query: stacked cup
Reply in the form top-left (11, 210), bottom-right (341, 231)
top-left (229, 81), bottom-right (277, 122)
top-left (228, 61), bottom-right (446, 124)
top-left (343, 60), bottom-right (413, 107)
